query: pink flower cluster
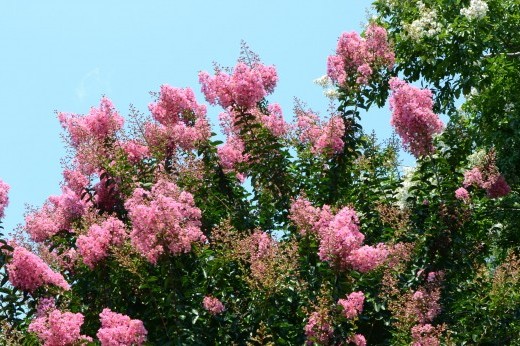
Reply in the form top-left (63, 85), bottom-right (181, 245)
top-left (146, 85), bottom-right (211, 151)
top-left (348, 334), bottom-right (367, 346)
top-left (58, 97), bottom-right (124, 149)
top-left (0, 178), bottom-right (9, 219)
top-left (7, 246), bottom-right (70, 292)
top-left (29, 300), bottom-right (91, 346)
top-left (314, 116), bottom-right (345, 155)
top-left (338, 291), bottom-right (365, 319)
top-left (463, 167), bottom-right (510, 198)
top-left (119, 140), bottom-right (150, 163)
top-left (348, 244), bottom-right (390, 273)
top-left (327, 24), bottom-right (394, 87)
top-left (25, 187), bottom-right (86, 242)
top-left (76, 217), bottom-right (127, 269)
top-left (319, 207), bottom-right (388, 271)
top-left (408, 271), bottom-right (443, 325)
top-left (29, 312), bottom-right (90, 346)
top-left (124, 179), bottom-right (206, 263)
top-left (389, 78), bottom-right (444, 157)
top-left (261, 103), bottom-right (289, 137)
top-left (250, 230), bottom-right (274, 260)
top-left (411, 324), bottom-right (441, 346)
top-left (248, 230), bottom-right (277, 279)
top-left (199, 62), bottom-right (277, 110)
top-left (318, 207), bottom-right (364, 268)
top-left (203, 295), bottom-right (226, 315)
top-left (411, 288), bottom-right (441, 324)
top-left (454, 187), bottom-right (470, 202)
top-left (304, 311), bottom-right (333, 345)
top-left (216, 105), bottom-right (288, 178)
top-left (63, 169), bottom-right (89, 197)
top-left (290, 197), bottom-right (388, 271)
top-left (295, 110), bottom-right (345, 155)
top-left (97, 308), bottom-right (148, 346)
top-left (289, 196), bottom-right (321, 235)
top-left (217, 135), bottom-right (249, 173)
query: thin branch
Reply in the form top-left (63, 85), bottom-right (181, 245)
top-left (483, 51), bottom-right (520, 58)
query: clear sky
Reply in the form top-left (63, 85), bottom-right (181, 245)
top-left (0, 1), bottom-right (404, 233)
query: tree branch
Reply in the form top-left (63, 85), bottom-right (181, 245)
top-left (483, 51), bottom-right (520, 58)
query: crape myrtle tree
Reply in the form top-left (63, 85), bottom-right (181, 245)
top-left (372, 0), bottom-right (520, 343)
top-left (0, 2), bottom-right (518, 345)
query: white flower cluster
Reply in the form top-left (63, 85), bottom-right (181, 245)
top-left (404, 1), bottom-right (442, 40)
top-left (395, 166), bottom-right (418, 210)
top-left (381, 0), bottom-right (398, 8)
top-left (314, 75), bottom-right (340, 100)
top-left (314, 75), bottom-right (331, 88)
top-left (504, 103), bottom-right (515, 113)
top-left (460, 0), bottom-right (488, 20)
top-left (467, 149), bottom-right (486, 167)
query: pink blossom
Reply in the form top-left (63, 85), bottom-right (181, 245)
top-left (61, 102), bottom-right (124, 169)
top-left (301, 204), bottom-right (389, 272)
top-left (318, 206), bottom-right (365, 269)
top-left (463, 167), bottom-right (484, 187)
top-left (454, 187), bottom-right (470, 202)
top-left (125, 179), bottom-right (206, 263)
top-left (203, 296), bottom-right (226, 315)
top-left (486, 174), bottom-right (511, 198)
top-left (356, 63), bottom-right (373, 85)
top-left (250, 230), bottom-right (275, 260)
top-left (364, 23), bottom-right (395, 69)
top-left (46, 247), bottom-right (78, 272)
top-left (35, 297), bottom-right (57, 317)
top-left (148, 85), bottom-right (211, 151)
top-left (25, 187), bottom-right (86, 242)
top-left (76, 217), bottom-right (127, 269)
top-left (348, 243), bottom-right (389, 272)
top-left (335, 32), bottom-right (366, 74)
top-left (120, 140), bottom-right (150, 163)
top-left (327, 55), bottom-right (347, 85)
top-left (463, 166), bottom-right (510, 198)
top-left (199, 62), bottom-right (278, 109)
top-left (63, 169), bottom-right (89, 197)
top-left (254, 63), bottom-right (278, 94)
top-left (304, 311), bottom-right (333, 345)
top-left (0, 179), bottom-right (10, 219)
top-left (411, 324), bottom-right (440, 346)
top-left (261, 103), bottom-right (288, 137)
top-left (389, 78), bottom-right (444, 157)
top-left (313, 115), bottom-right (345, 155)
top-left (294, 110), bottom-right (345, 155)
top-left (217, 136), bottom-right (249, 172)
top-left (412, 287), bottom-right (441, 324)
top-left (48, 186), bottom-right (86, 219)
top-left (149, 85), bottom-right (206, 126)
top-left (338, 291), bottom-right (365, 319)
top-left (58, 97), bottom-right (124, 148)
top-left (97, 308), bottom-right (147, 346)
top-left (232, 62), bottom-right (268, 109)
top-left (314, 205), bottom-right (335, 233)
top-left (427, 271), bottom-right (444, 283)
top-left (143, 121), bottom-right (172, 154)
top-left (348, 334), bottom-right (367, 346)
top-left (288, 196), bottom-right (322, 235)
top-left (7, 246), bottom-right (70, 292)
top-left (295, 110), bottom-right (322, 145)
top-left (29, 306), bottom-right (91, 346)
top-left (327, 24), bottom-right (394, 87)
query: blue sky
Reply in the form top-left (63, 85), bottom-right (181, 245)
top-left (0, 1), bottom-right (404, 233)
